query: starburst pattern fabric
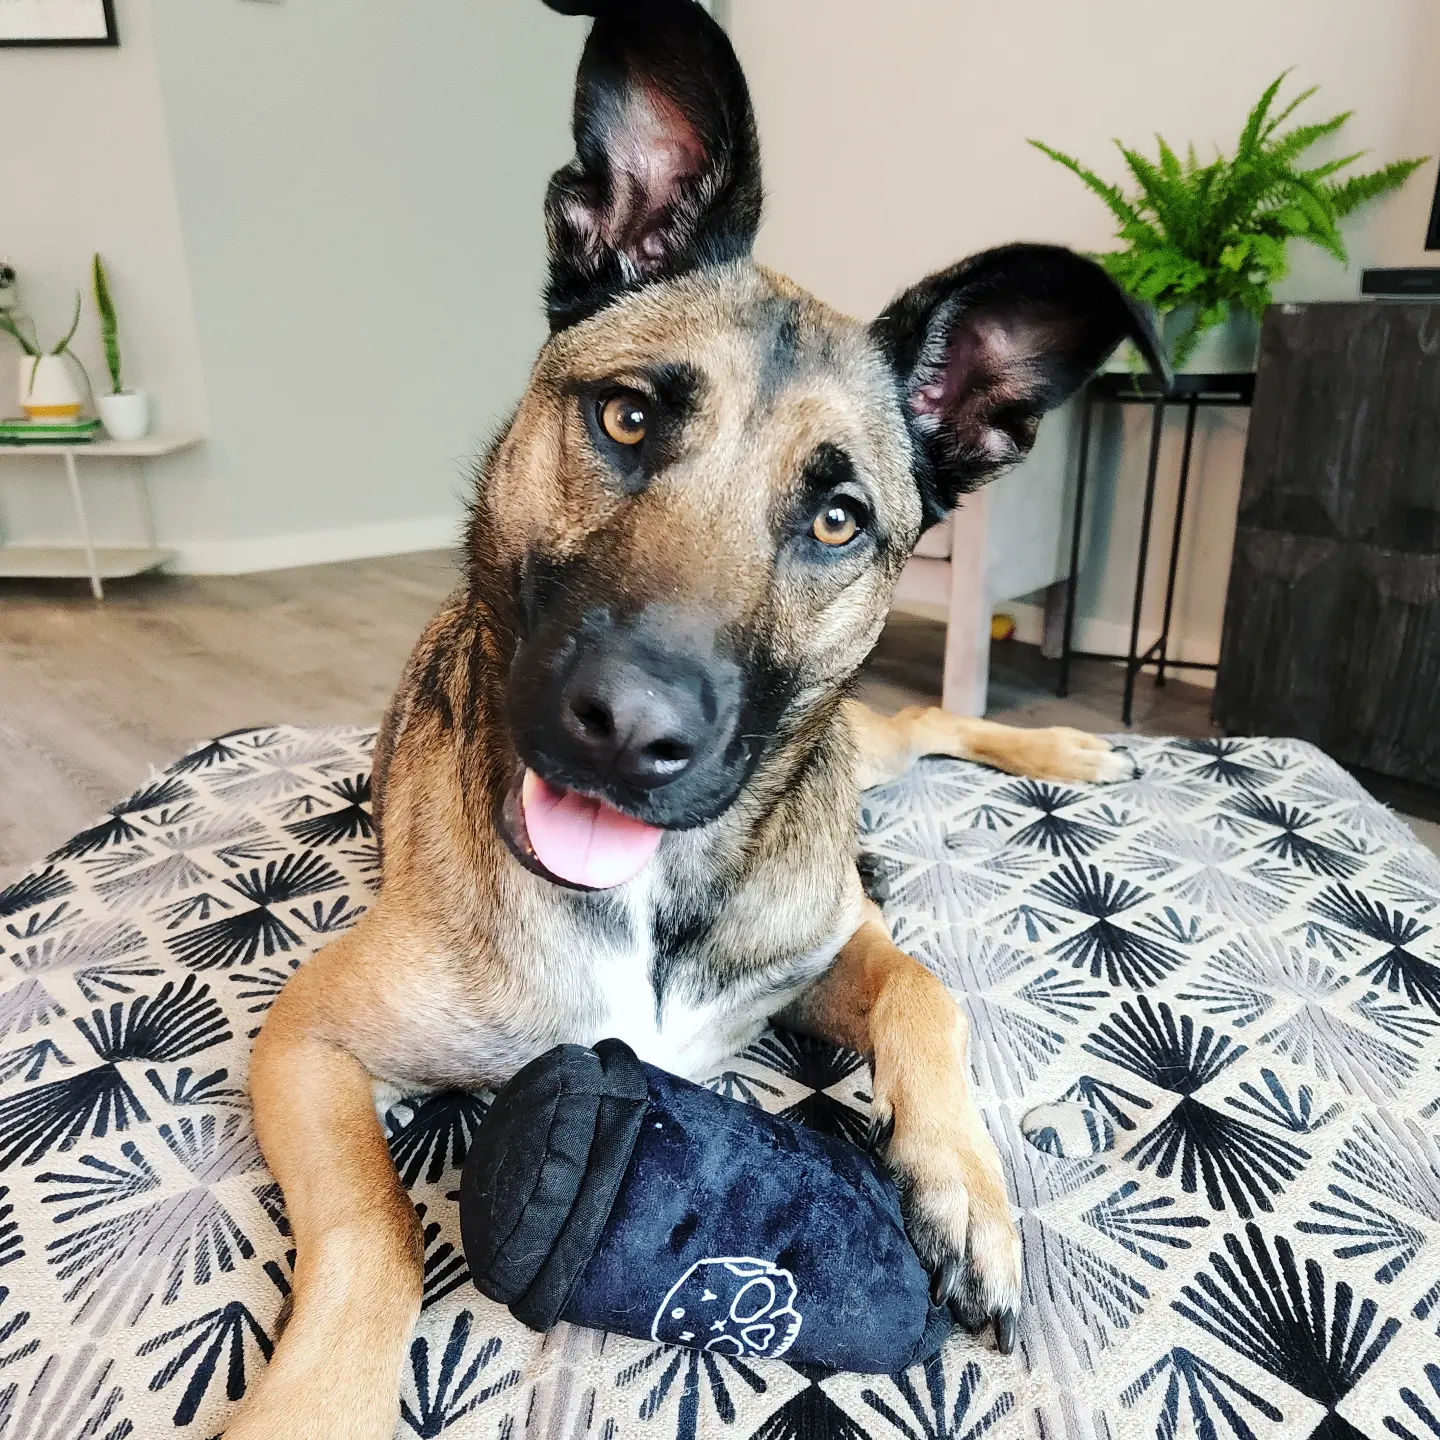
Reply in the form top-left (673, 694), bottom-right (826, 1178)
top-left (1, 726), bottom-right (1437, 1438)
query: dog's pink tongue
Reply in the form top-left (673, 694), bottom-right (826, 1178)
top-left (521, 770), bottom-right (663, 889)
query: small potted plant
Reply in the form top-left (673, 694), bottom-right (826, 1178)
top-left (1032, 74), bottom-right (1428, 372)
top-left (0, 292), bottom-right (85, 421)
top-left (92, 254), bottom-right (149, 440)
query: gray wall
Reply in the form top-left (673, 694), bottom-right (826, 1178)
top-left (1, 0), bottom-right (582, 569)
top-left (148, 0), bottom-right (581, 564)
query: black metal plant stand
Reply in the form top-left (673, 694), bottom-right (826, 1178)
top-left (1057, 370), bottom-right (1256, 726)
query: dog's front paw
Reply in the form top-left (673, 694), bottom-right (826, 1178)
top-left (871, 1103), bottom-right (1023, 1352)
top-left (905, 1170), bottom-right (1023, 1352)
top-left (1016, 727), bottom-right (1137, 786)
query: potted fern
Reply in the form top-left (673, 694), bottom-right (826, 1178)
top-left (0, 292), bottom-right (85, 421)
top-left (1032, 74), bottom-right (1428, 372)
top-left (93, 254), bottom-right (150, 440)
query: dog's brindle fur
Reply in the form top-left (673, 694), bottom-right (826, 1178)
top-left (233, 3), bottom-right (1160, 1434)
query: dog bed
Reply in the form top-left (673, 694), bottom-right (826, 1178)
top-left (1, 724), bottom-right (1438, 1440)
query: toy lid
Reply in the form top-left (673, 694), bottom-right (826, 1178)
top-left (459, 1038), bottom-right (650, 1331)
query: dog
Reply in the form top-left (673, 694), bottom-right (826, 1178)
top-left (231, 3), bottom-right (1160, 1435)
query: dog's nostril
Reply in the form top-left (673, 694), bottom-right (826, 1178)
top-left (573, 699), bottom-right (615, 740)
top-left (644, 738), bottom-right (694, 766)
top-left (635, 736), bottom-right (695, 780)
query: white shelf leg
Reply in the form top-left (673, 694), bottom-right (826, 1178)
top-left (137, 463), bottom-right (158, 550)
top-left (63, 452), bottom-right (103, 601)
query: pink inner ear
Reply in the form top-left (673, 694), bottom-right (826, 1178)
top-left (913, 316), bottom-right (1019, 420)
top-left (911, 314), bottom-right (1040, 466)
top-left (602, 82), bottom-right (709, 269)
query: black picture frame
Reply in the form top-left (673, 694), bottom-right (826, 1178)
top-left (0, 0), bottom-right (118, 47)
top-left (1426, 164), bottom-right (1440, 252)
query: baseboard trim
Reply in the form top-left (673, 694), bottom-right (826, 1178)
top-left (1006, 600), bottom-right (1218, 688)
top-left (167, 514), bottom-right (462, 576)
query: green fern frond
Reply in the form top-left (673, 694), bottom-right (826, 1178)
top-left (1028, 140), bottom-right (1143, 226)
top-left (1326, 157), bottom-right (1428, 217)
top-left (1301, 152), bottom-right (1366, 184)
top-left (1268, 112), bottom-right (1351, 163)
top-left (1157, 135), bottom-right (1183, 181)
top-left (1261, 83), bottom-right (1318, 139)
top-left (1237, 72), bottom-right (1291, 157)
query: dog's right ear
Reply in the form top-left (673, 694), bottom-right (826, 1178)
top-left (541, 0), bottom-right (762, 331)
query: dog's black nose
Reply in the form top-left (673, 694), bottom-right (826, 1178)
top-left (508, 604), bottom-right (747, 824)
top-left (562, 653), bottom-right (704, 789)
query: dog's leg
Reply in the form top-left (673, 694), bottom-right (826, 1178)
top-left (784, 901), bottom-right (1022, 1350)
top-left (227, 919), bottom-right (425, 1440)
top-left (845, 698), bottom-right (1135, 790)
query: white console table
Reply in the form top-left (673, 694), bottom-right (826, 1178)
top-left (0, 433), bottom-right (202, 600)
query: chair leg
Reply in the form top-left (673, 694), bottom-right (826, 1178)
top-left (940, 489), bottom-right (990, 717)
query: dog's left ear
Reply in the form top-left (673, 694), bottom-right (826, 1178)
top-left (542, 0), bottom-right (762, 330)
top-left (872, 244), bottom-right (1166, 524)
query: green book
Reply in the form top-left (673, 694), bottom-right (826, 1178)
top-left (0, 417), bottom-right (102, 443)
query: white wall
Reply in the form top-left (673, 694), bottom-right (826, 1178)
top-left (729, 0), bottom-right (1440, 673)
top-left (4, 1), bottom-right (1435, 590)
top-left (1, 0), bottom-right (581, 570)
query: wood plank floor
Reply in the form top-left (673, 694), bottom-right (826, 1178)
top-left (0, 552), bottom-right (459, 876)
top-left (3, 551), bottom-right (1435, 876)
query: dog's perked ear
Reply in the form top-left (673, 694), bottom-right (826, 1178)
top-left (541, 0), bottom-right (762, 330)
top-left (872, 244), bottom-right (1167, 526)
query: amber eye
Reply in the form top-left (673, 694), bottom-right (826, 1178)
top-left (600, 393), bottom-right (648, 445)
top-left (812, 501), bottom-right (860, 547)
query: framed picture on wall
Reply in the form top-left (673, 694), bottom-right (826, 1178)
top-left (0, 0), bottom-right (118, 46)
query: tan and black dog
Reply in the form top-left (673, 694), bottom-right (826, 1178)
top-left (233, 2), bottom-right (1161, 1435)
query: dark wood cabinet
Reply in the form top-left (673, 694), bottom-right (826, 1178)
top-left (1214, 302), bottom-right (1440, 787)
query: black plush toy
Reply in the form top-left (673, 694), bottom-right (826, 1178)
top-left (458, 1039), bottom-right (953, 1373)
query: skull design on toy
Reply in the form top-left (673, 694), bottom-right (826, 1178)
top-left (651, 1257), bottom-right (803, 1359)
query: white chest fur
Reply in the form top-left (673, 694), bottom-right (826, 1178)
top-left (579, 877), bottom-right (857, 1079)
top-left (588, 956), bottom-right (757, 1078)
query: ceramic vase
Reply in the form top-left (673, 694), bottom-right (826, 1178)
top-left (18, 353), bottom-right (82, 420)
top-left (98, 391), bottom-right (151, 441)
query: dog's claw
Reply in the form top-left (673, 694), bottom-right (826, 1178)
top-left (930, 1257), bottom-right (962, 1308)
top-left (867, 1111), bottom-right (895, 1154)
top-left (995, 1309), bottom-right (1017, 1355)
top-left (1109, 744), bottom-right (1142, 780)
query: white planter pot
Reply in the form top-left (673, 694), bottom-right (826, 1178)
top-left (1102, 307), bottom-right (1261, 378)
top-left (98, 390), bottom-right (151, 441)
top-left (1163, 307), bottom-right (1260, 375)
top-left (18, 353), bottom-right (83, 420)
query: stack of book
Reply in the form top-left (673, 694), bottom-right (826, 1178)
top-left (0, 416), bottom-right (102, 444)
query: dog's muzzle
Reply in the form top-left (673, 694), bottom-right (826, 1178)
top-left (502, 604), bottom-right (753, 885)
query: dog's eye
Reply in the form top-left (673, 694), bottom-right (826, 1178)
top-left (599, 393), bottom-right (648, 446)
top-left (812, 501), bottom-right (861, 547)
